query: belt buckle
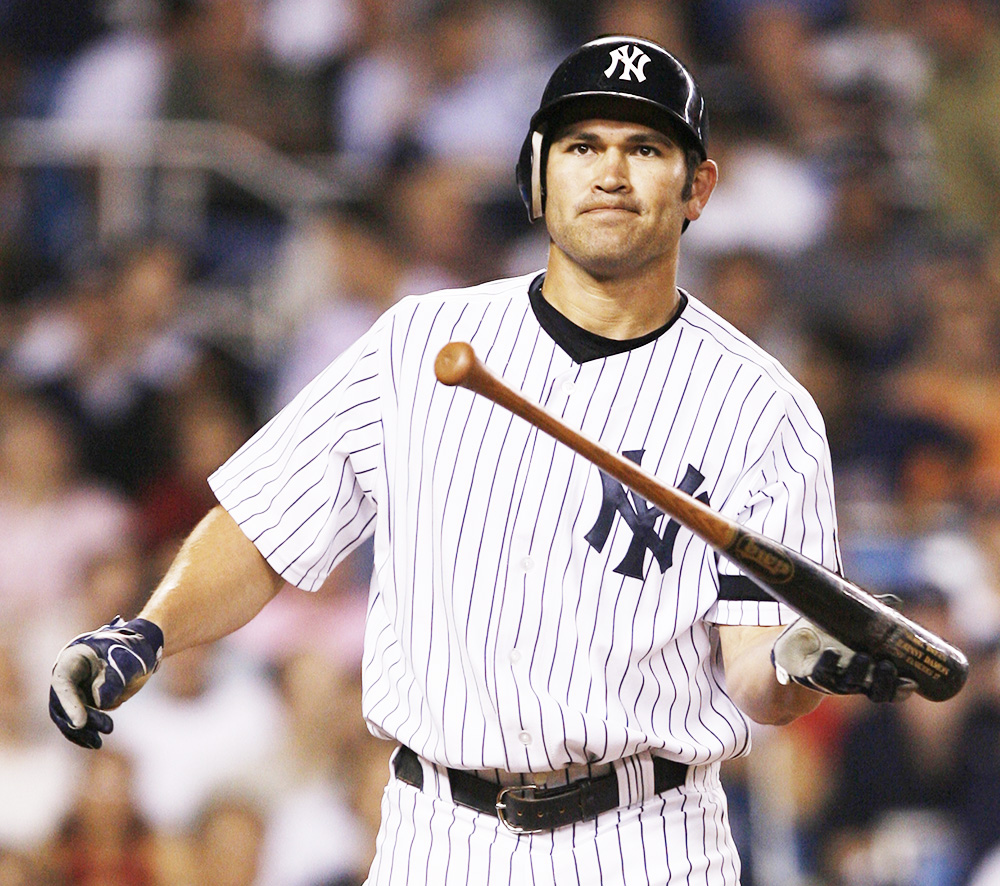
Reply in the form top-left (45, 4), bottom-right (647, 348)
top-left (495, 785), bottom-right (539, 834)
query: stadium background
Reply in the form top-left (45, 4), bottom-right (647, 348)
top-left (2, 0), bottom-right (1000, 883)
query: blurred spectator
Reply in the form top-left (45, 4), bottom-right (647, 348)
top-left (76, 544), bottom-right (154, 640)
top-left (591, 0), bottom-right (692, 60)
top-left (969, 841), bottom-right (1000, 886)
top-left (690, 0), bottom-right (847, 67)
top-left (135, 390), bottom-right (254, 554)
top-left (807, 0), bottom-right (932, 205)
top-left (0, 847), bottom-right (63, 886)
top-left (0, 640), bottom-right (78, 855)
top-left (0, 162), bottom-right (54, 317)
top-left (333, 0), bottom-right (553, 182)
top-left (2, 0), bottom-right (153, 264)
top-left (259, 0), bottom-right (362, 80)
top-left (160, 0), bottom-right (327, 154)
top-left (225, 567), bottom-right (370, 685)
top-left (110, 642), bottom-right (285, 835)
top-left (47, 2), bottom-right (169, 132)
top-left (266, 208), bottom-right (406, 410)
top-left (883, 243), bottom-right (1000, 501)
top-left (254, 652), bottom-right (375, 886)
top-left (324, 1), bottom-right (412, 167)
top-left (814, 584), bottom-right (1000, 885)
top-left (380, 156), bottom-right (501, 295)
top-left (188, 794), bottom-right (267, 886)
top-left (157, 0), bottom-right (331, 278)
top-left (681, 105), bottom-right (832, 261)
top-left (777, 154), bottom-right (933, 500)
top-left (0, 386), bottom-right (134, 620)
top-left (724, 698), bottom-right (850, 886)
top-left (0, 0), bottom-right (105, 116)
top-left (734, 2), bottom-right (836, 146)
top-left (7, 238), bottom-right (206, 495)
top-left (837, 408), bottom-right (1000, 656)
top-left (914, 0), bottom-right (1000, 240)
top-left (49, 748), bottom-right (158, 886)
top-left (780, 156), bottom-right (924, 379)
top-left (697, 250), bottom-right (807, 375)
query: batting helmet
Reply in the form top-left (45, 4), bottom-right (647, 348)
top-left (516, 35), bottom-right (708, 221)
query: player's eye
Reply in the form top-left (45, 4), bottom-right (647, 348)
top-left (634, 144), bottom-right (661, 157)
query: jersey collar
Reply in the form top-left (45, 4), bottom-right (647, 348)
top-left (527, 273), bottom-right (687, 364)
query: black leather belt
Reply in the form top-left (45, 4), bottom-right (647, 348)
top-left (393, 745), bottom-right (688, 833)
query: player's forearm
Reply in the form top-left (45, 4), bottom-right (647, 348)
top-left (718, 624), bottom-right (823, 725)
top-left (138, 505), bottom-right (286, 656)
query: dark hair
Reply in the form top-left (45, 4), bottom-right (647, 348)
top-left (680, 147), bottom-right (703, 201)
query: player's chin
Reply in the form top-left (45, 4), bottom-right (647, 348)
top-left (578, 250), bottom-right (652, 280)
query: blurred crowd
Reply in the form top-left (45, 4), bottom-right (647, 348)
top-left (3, 0), bottom-right (1000, 884)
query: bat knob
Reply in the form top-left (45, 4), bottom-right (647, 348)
top-left (435, 342), bottom-right (476, 387)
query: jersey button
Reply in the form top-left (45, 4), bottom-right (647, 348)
top-left (519, 556), bottom-right (534, 572)
top-left (561, 380), bottom-right (576, 395)
top-left (518, 731), bottom-right (532, 746)
top-left (509, 649), bottom-right (522, 664)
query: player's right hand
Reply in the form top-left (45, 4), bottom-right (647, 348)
top-left (49, 616), bottom-right (164, 749)
top-left (771, 617), bottom-right (916, 704)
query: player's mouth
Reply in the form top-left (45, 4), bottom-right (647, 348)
top-left (579, 202), bottom-right (640, 217)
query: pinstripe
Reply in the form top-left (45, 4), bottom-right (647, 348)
top-left (413, 303), bottom-right (476, 758)
top-left (213, 274), bottom-right (833, 886)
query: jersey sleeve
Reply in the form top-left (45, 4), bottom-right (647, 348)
top-left (705, 393), bottom-right (841, 627)
top-left (208, 323), bottom-right (385, 591)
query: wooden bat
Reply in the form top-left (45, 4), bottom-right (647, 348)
top-left (435, 341), bottom-right (969, 702)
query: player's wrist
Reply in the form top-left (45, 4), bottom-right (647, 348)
top-left (126, 617), bottom-right (165, 653)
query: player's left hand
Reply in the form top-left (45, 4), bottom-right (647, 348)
top-left (49, 616), bottom-right (164, 749)
top-left (771, 617), bottom-right (916, 703)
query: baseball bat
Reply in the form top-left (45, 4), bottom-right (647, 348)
top-left (435, 341), bottom-right (968, 702)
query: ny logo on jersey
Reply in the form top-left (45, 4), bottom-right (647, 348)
top-left (604, 45), bottom-right (651, 82)
top-left (585, 453), bottom-right (709, 579)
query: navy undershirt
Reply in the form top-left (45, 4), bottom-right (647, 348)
top-left (527, 272), bottom-right (687, 364)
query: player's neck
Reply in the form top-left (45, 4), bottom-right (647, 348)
top-left (541, 248), bottom-right (681, 340)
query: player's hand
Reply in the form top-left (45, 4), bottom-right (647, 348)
top-left (771, 617), bottom-right (916, 703)
top-left (49, 616), bottom-right (164, 749)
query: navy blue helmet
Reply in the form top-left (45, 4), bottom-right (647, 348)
top-left (516, 36), bottom-right (708, 220)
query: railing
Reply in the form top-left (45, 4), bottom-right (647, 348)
top-left (0, 118), bottom-right (360, 245)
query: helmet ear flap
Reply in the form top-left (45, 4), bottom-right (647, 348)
top-left (529, 130), bottom-right (544, 220)
top-left (516, 129), bottom-right (547, 222)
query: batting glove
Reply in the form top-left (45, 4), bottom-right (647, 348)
top-left (771, 617), bottom-right (916, 703)
top-left (49, 616), bottom-right (163, 749)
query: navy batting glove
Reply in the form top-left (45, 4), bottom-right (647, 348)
top-left (49, 617), bottom-right (164, 749)
top-left (809, 649), bottom-right (911, 702)
top-left (772, 618), bottom-right (916, 703)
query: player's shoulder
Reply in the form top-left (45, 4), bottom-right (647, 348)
top-left (680, 291), bottom-right (824, 425)
top-left (388, 271), bottom-right (539, 320)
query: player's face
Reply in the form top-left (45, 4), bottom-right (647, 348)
top-left (544, 118), bottom-right (712, 281)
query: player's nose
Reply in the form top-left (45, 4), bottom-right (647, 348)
top-left (594, 148), bottom-right (630, 192)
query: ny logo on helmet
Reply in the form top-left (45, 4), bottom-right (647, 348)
top-left (604, 45), bottom-right (651, 82)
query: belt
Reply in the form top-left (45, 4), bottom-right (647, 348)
top-left (393, 745), bottom-right (688, 833)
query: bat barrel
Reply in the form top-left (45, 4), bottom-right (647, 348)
top-left (733, 540), bottom-right (969, 702)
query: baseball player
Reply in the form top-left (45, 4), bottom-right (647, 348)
top-left (49, 36), bottom-right (912, 885)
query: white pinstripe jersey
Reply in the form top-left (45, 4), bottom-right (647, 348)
top-left (209, 270), bottom-right (841, 774)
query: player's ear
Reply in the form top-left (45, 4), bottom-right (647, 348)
top-left (684, 160), bottom-right (718, 224)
